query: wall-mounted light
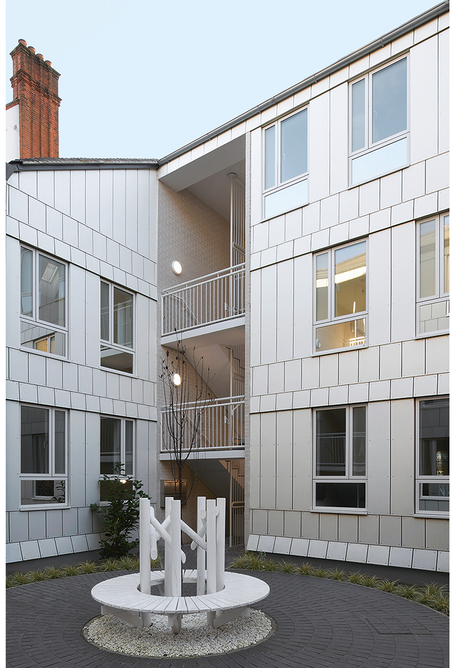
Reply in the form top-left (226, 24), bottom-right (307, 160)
top-left (172, 373), bottom-right (182, 386)
top-left (171, 260), bottom-right (182, 275)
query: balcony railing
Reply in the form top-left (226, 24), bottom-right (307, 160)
top-left (161, 396), bottom-right (245, 453)
top-left (162, 264), bottom-right (245, 337)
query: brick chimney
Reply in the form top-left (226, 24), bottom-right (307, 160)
top-left (6, 39), bottom-right (61, 158)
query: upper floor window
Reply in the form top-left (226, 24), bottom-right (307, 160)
top-left (417, 397), bottom-right (449, 515)
top-left (314, 240), bottom-right (367, 353)
top-left (20, 405), bottom-right (67, 507)
top-left (417, 213), bottom-right (449, 335)
top-left (314, 405), bottom-right (367, 511)
top-left (263, 108), bottom-right (308, 218)
top-left (100, 281), bottom-right (134, 374)
top-left (350, 58), bottom-right (408, 185)
top-left (20, 247), bottom-right (67, 357)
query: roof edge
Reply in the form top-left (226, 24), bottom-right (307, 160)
top-left (157, 1), bottom-right (449, 167)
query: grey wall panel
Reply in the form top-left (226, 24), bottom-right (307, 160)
top-left (320, 513), bottom-right (338, 541)
top-left (85, 171), bottom-right (100, 232)
top-left (301, 511), bottom-right (319, 539)
top-left (85, 271), bottom-right (100, 368)
top-left (260, 412), bottom-right (276, 509)
top-left (292, 409), bottom-right (312, 511)
top-left (137, 170), bottom-right (151, 260)
top-left (54, 171), bottom-right (71, 216)
top-left (284, 511), bottom-right (301, 538)
top-left (338, 350), bottom-right (358, 385)
top-left (125, 170), bottom-right (139, 252)
top-left (260, 265), bottom-right (277, 364)
top-left (62, 508), bottom-right (78, 537)
top-left (19, 171), bottom-right (37, 198)
top-left (410, 36), bottom-right (438, 163)
top-left (9, 512), bottom-right (28, 543)
top-left (63, 363), bottom-right (78, 392)
top-left (70, 171), bottom-right (85, 223)
top-left (425, 519), bottom-right (448, 551)
top-left (293, 253), bottom-right (312, 359)
top-left (276, 260), bottom-right (294, 362)
top-left (320, 354), bottom-right (338, 388)
top-left (9, 187), bottom-right (29, 224)
top-left (252, 509), bottom-right (268, 535)
top-left (369, 229), bottom-right (391, 345)
top-left (367, 401), bottom-right (391, 515)
top-left (29, 198), bottom-right (46, 233)
top-left (5, 237), bottom-right (20, 349)
top-left (106, 373), bottom-right (120, 401)
top-left (309, 92), bottom-right (330, 202)
top-left (99, 170), bottom-right (114, 238)
top-left (85, 412), bottom-right (100, 507)
top-left (438, 30), bottom-right (449, 154)
top-left (390, 399), bottom-right (415, 516)
top-left (268, 510), bottom-right (284, 536)
top-left (330, 84), bottom-right (348, 195)
top-left (68, 265), bottom-right (86, 364)
top-left (113, 170), bottom-right (127, 246)
top-left (250, 270), bottom-right (261, 366)
top-left (250, 414), bottom-right (261, 508)
top-left (148, 298), bottom-right (157, 382)
top-left (338, 515), bottom-right (358, 543)
top-left (401, 516), bottom-right (425, 548)
top-left (276, 411), bottom-right (293, 510)
top-left (46, 510), bottom-right (63, 538)
top-left (28, 510), bottom-right (46, 540)
top-left (391, 222), bottom-right (415, 343)
top-left (6, 402), bottom-right (20, 511)
top-left (46, 208), bottom-right (63, 241)
top-left (425, 335), bottom-right (449, 375)
top-left (358, 514), bottom-right (379, 544)
top-left (69, 410), bottom-right (86, 507)
top-left (136, 295), bottom-right (149, 381)
top-left (77, 507), bottom-right (94, 535)
top-left (9, 350), bottom-right (28, 384)
top-left (135, 419), bottom-right (151, 496)
top-left (37, 171), bottom-right (54, 208)
top-left (380, 515), bottom-right (401, 547)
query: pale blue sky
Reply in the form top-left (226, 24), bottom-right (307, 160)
top-left (5, 0), bottom-right (439, 159)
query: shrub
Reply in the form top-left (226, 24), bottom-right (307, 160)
top-left (90, 462), bottom-right (149, 559)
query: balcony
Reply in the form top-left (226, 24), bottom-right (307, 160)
top-left (162, 264), bottom-right (245, 339)
top-left (160, 395), bottom-right (245, 459)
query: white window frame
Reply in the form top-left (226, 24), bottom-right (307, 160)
top-left (263, 106), bottom-right (309, 218)
top-left (99, 415), bottom-right (135, 504)
top-left (313, 239), bottom-right (368, 354)
top-left (416, 213), bottom-right (450, 336)
top-left (416, 397), bottom-right (449, 517)
top-left (20, 245), bottom-right (68, 358)
top-left (349, 56), bottom-right (409, 185)
top-left (20, 405), bottom-right (68, 509)
top-left (100, 280), bottom-right (135, 375)
top-left (312, 405), bottom-right (367, 513)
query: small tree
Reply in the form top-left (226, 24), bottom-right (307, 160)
top-left (160, 344), bottom-right (214, 504)
top-left (90, 463), bottom-right (149, 559)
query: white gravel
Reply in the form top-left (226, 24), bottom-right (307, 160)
top-left (84, 610), bottom-right (273, 658)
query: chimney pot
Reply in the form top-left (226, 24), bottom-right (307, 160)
top-left (45, 60), bottom-right (52, 67)
top-left (28, 46), bottom-right (36, 54)
top-left (18, 39), bottom-right (27, 46)
top-left (37, 53), bottom-right (43, 60)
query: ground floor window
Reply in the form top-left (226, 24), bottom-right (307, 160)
top-left (20, 405), bottom-right (67, 506)
top-left (417, 397), bottom-right (449, 514)
top-left (99, 416), bottom-right (134, 501)
top-left (313, 405), bottom-right (366, 510)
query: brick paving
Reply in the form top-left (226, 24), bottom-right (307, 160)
top-left (7, 570), bottom-right (448, 668)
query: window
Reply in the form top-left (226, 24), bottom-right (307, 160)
top-left (417, 213), bottom-right (449, 334)
top-left (350, 58), bottom-right (408, 185)
top-left (417, 398), bottom-right (449, 514)
top-left (20, 247), bottom-right (67, 356)
top-left (314, 406), bottom-right (366, 510)
top-left (20, 405), bottom-right (67, 506)
top-left (314, 240), bottom-right (367, 352)
top-left (263, 107), bottom-right (308, 218)
top-left (99, 416), bottom-right (134, 501)
top-left (100, 281), bottom-right (134, 373)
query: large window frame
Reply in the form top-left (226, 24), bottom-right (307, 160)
top-left (313, 405), bottom-right (367, 512)
top-left (263, 107), bottom-right (309, 218)
top-left (20, 405), bottom-right (68, 508)
top-left (349, 56), bottom-right (409, 185)
top-left (416, 213), bottom-right (450, 335)
top-left (20, 246), bottom-right (67, 358)
top-left (100, 281), bottom-right (135, 374)
top-left (314, 239), bottom-right (367, 354)
top-left (416, 397), bottom-right (449, 516)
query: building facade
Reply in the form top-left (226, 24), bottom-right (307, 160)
top-left (6, 3), bottom-right (449, 572)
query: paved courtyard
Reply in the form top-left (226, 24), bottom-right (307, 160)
top-left (7, 569), bottom-right (448, 668)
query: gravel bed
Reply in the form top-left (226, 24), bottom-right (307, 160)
top-left (83, 610), bottom-right (274, 658)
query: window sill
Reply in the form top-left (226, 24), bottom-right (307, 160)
top-left (415, 330), bottom-right (449, 340)
top-left (20, 504), bottom-right (70, 511)
top-left (310, 508), bottom-right (368, 515)
top-left (414, 513), bottom-right (449, 520)
top-left (312, 344), bottom-right (368, 356)
top-left (20, 345), bottom-right (68, 361)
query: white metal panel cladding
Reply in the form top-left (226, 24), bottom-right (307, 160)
top-left (439, 29), bottom-right (449, 154)
top-left (368, 228), bottom-right (391, 346)
top-left (293, 409), bottom-right (312, 511)
top-left (330, 84), bottom-right (348, 195)
top-left (250, 414), bottom-right (261, 509)
top-left (277, 260), bottom-right (294, 362)
top-left (260, 411), bottom-right (276, 509)
top-left (276, 410), bottom-right (293, 510)
top-left (391, 222), bottom-right (416, 342)
top-left (391, 399), bottom-right (415, 516)
top-left (260, 264), bottom-right (277, 364)
top-left (410, 36), bottom-right (438, 163)
top-left (367, 401), bottom-right (391, 515)
top-left (309, 92), bottom-right (330, 202)
top-left (69, 410), bottom-right (86, 507)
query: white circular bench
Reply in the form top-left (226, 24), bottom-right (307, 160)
top-left (91, 569), bottom-right (270, 630)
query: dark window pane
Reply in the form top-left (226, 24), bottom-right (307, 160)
top-left (316, 482), bottom-right (366, 508)
top-left (54, 411), bottom-right (66, 474)
top-left (101, 282), bottom-right (110, 341)
top-left (264, 126), bottom-right (276, 190)
top-left (280, 109), bottom-right (307, 183)
top-left (125, 421), bottom-right (133, 475)
top-left (352, 79), bottom-right (365, 151)
top-left (21, 406), bottom-right (49, 474)
top-left (100, 417), bottom-right (121, 474)
top-left (316, 409), bottom-right (346, 476)
top-left (113, 288), bottom-right (133, 348)
top-left (21, 248), bottom-right (33, 317)
top-left (372, 58), bottom-right (407, 143)
top-left (316, 253), bottom-right (328, 321)
top-left (38, 255), bottom-right (65, 326)
top-left (352, 406), bottom-right (366, 476)
top-left (419, 398), bottom-right (449, 476)
top-left (334, 241), bottom-right (366, 317)
top-left (100, 346), bottom-right (133, 374)
top-left (21, 479), bottom-right (65, 505)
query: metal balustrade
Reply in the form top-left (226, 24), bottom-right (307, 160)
top-left (161, 395), bottom-right (245, 452)
top-left (162, 264), bottom-right (245, 336)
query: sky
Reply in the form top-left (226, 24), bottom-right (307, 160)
top-left (3, 0), bottom-right (444, 160)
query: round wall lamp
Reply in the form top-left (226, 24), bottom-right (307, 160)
top-left (172, 373), bottom-right (182, 387)
top-left (171, 260), bottom-right (182, 275)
